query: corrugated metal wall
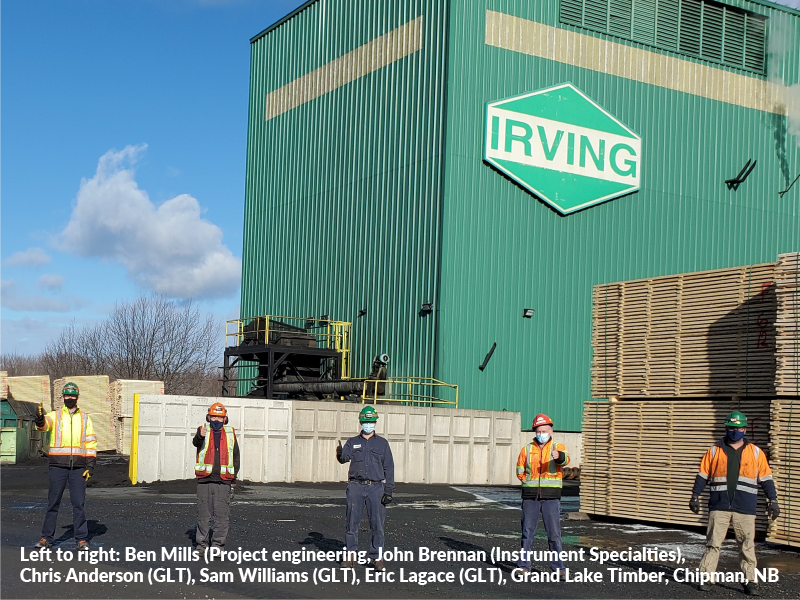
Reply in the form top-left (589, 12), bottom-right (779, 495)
top-left (436, 0), bottom-right (800, 430)
top-left (242, 0), bottom-right (450, 383)
top-left (243, 0), bottom-right (800, 430)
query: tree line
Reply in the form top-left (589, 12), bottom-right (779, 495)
top-left (1, 296), bottom-right (232, 397)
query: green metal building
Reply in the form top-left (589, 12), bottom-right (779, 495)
top-left (241, 0), bottom-right (800, 431)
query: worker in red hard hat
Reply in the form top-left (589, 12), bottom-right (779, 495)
top-left (515, 413), bottom-right (570, 575)
top-left (193, 402), bottom-right (240, 554)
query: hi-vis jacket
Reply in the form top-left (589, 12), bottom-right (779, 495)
top-left (37, 406), bottom-right (97, 471)
top-left (691, 437), bottom-right (777, 515)
top-left (194, 425), bottom-right (238, 481)
top-left (516, 439), bottom-right (570, 499)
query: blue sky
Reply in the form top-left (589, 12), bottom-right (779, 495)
top-left (3, 0), bottom-right (800, 356)
top-left (2, 0), bottom-right (306, 354)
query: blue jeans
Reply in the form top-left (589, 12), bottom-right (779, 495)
top-left (345, 482), bottom-right (385, 559)
top-left (42, 467), bottom-right (87, 542)
top-left (518, 497), bottom-right (564, 571)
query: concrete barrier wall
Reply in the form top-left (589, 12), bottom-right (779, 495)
top-left (291, 401), bottom-right (521, 485)
top-left (135, 395), bottom-right (291, 484)
top-left (135, 395), bottom-right (521, 485)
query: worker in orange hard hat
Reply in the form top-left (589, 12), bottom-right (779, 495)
top-left (192, 402), bottom-right (240, 554)
top-left (515, 413), bottom-right (570, 575)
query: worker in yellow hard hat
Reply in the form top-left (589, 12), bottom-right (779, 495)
top-left (33, 382), bottom-right (97, 551)
top-left (193, 402), bottom-right (239, 553)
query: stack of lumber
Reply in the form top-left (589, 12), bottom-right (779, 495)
top-left (110, 380), bottom-right (163, 455)
top-left (6, 375), bottom-right (50, 407)
top-left (1, 371), bottom-right (8, 399)
top-left (591, 262), bottom-right (778, 398)
top-left (775, 252), bottom-right (800, 395)
top-left (581, 398), bottom-right (771, 533)
top-left (767, 398), bottom-right (800, 547)
top-left (580, 401), bottom-right (611, 516)
top-left (53, 376), bottom-right (114, 452)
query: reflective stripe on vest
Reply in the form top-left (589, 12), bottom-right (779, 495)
top-left (195, 426), bottom-right (236, 479)
top-left (49, 408), bottom-right (95, 457)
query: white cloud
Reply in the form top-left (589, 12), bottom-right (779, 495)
top-left (58, 145), bottom-right (241, 299)
top-left (1, 280), bottom-right (88, 313)
top-left (4, 247), bottom-right (52, 267)
top-left (38, 274), bottom-right (65, 291)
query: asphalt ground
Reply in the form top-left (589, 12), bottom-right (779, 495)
top-left (2, 455), bottom-right (799, 599)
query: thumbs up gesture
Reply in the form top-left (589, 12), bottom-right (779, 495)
top-left (37, 403), bottom-right (44, 417)
top-left (551, 445), bottom-right (560, 460)
top-left (336, 440), bottom-right (343, 462)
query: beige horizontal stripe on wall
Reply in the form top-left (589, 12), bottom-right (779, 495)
top-left (485, 10), bottom-right (787, 115)
top-left (266, 15), bottom-right (424, 121)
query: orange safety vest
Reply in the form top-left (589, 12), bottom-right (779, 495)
top-left (516, 438), bottom-right (570, 489)
top-left (195, 425), bottom-right (236, 480)
top-left (694, 439), bottom-right (775, 515)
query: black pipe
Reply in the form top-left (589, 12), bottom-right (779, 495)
top-left (479, 343), bottom-right (497, 371)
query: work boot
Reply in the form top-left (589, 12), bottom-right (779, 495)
top-left (77, 540), bottom-right (89, 551)
top-left (343, 559), bottom-right (355, 568)
top-left (34, 538), bottom-right (52, 549)
top-left (697, 583), bottom-right (712, 592)
top-left (743, 582), bottom-right (760, 596)
top-left (373, 559), bottom-right (386, 571)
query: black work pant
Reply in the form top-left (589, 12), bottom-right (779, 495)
top-left (42, 466), bottom-right (87, 542)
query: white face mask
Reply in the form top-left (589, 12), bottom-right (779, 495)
top-left (361, 422), bottom-right (376, 434)
top-left (535, 432), bottom-right (550, 444)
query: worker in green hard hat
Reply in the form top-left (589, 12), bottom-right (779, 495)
top-left (690, 411), bottom-right (779, 596)
top-left (33, 382), bottom-right (97, 551)
top-left (336, 405), bottom-right (394, 571)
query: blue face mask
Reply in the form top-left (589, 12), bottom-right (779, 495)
top-left (361, 422), bottom-right (376, 434)
top-left (210, 420), bottom-right (224, 431)
top-left (727, 429), bottom-right (745, 442)
top-left (535, 432), bottom-right (550, 444)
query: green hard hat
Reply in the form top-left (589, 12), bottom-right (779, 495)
top-left (62, 382), bottom-right (80, 397)
top-left (359, 406), bottom-right (378, 422)
top-left (725, 411), bottom-right (747, 427)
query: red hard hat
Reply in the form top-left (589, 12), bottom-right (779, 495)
top-left (532, 413), bottom-right (554, 428)
top-left (208, 402), bottom-right (227, 417)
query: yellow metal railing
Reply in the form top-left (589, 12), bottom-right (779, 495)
top-left (360, 376), bottom-right (458, 407)
top-left (226, 315), bottom-right (351, 379)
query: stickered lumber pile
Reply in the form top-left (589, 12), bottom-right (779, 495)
top-left (53, 376), bottom-right (114, 452)
top-left (110, 380), bottom-right (163, 455)
top-left (591, 262), bottom-right (777, 398)
top-left (775, 253), bottom-right (800, 396)
top-left (581, 398), bottom-right (771, 533)
top-left (6, 376), bottom-right (50, 407)
top-left (767, 398), bottom-right (800, 547)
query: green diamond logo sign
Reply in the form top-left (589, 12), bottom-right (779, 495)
top-left (484, 83), bottom-right (641, 215)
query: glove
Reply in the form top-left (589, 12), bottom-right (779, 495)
top-left (336, 441), bottom-right (343, 462)
top-left (689, 495), bottom-right (700, 514)
top-left (768, 500), bottom-right (780, 520)
top-left (35, 403), bottom-right (45, 428)
top-left (82, 469), bottom-right (91, 482)
top-left (381, 494), bottom-right (392, 505)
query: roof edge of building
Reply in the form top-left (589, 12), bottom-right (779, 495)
top-left (250, 0), bottom-right (320, 44)
top-left (251, 0), bottom-right (800, 46)
top-left (748, 0), bottom-right (800, 18)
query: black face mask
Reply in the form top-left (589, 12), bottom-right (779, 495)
top-left (64, 398), bottom-right (77, 409)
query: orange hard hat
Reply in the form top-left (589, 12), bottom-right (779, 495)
top-left (532, 413), bottom-right (554, 428)
top-left (208, 402), bottom-right (227, 417)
